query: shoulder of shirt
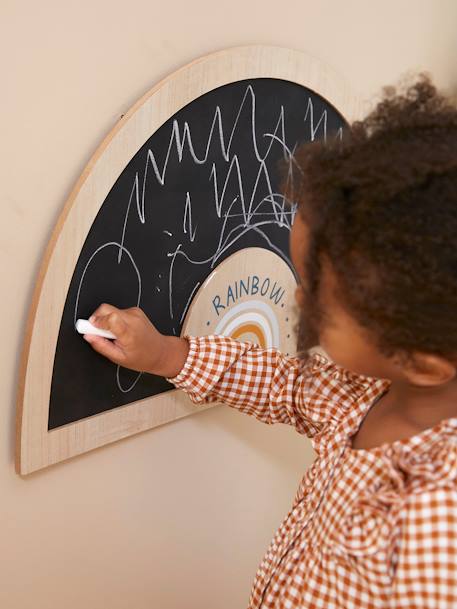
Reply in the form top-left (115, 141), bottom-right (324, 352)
top-left (305, 347), bottom-right (389, 391)
top-left (297, 349), bottom-right (390, 439)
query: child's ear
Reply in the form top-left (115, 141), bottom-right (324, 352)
top-left (402, 352), bottom-right (457, 386)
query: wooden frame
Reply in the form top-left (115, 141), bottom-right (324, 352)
top-left (16, 45), bottom-right (363, 475)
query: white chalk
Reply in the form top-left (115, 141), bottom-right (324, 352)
top-left (75, 319), bottom-right (117, 340)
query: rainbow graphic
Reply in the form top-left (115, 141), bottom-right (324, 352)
top-left (182, 248), bottom-right (297, 355)
top-left (214, 300), bottom-right (280, 348)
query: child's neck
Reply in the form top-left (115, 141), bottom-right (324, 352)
top-left (392, 379), bottom-right (457, 426)
top-left (351, 380), bottom-right (457, 450)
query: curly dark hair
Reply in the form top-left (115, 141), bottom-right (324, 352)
top-left (287, 76), bottom-right (457, 363)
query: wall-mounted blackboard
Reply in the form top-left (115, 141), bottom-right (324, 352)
top-left (49, 78), bottom-right (346, 429)
top-left (18, 46), bottom-right (360, 474)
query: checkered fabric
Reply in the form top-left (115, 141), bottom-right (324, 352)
top-left (170, 335), bottom-right (457, 608)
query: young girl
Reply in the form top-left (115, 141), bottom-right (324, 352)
top-left (84, 77), bottom-right (457, 608)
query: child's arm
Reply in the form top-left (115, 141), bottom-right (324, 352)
top-left (168, 334), bottom-right (324, 432)
top-left (85, 304), bottom-right (353, 436)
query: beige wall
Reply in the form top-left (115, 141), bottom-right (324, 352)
top-left (1, 1), bottom-right (456, 608)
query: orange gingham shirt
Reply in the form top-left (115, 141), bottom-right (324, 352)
top-left (170, 335), bottom-right (457, 608)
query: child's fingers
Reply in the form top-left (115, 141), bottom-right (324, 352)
top-left (83, 334), bottom-right (125, 365)
top-left (89, 303), bottom-right (118, 322)
top-left (92, 310), bottom-right (128, 339)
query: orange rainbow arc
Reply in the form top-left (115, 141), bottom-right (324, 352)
top-left (231, 323), bottom-right (266, 348)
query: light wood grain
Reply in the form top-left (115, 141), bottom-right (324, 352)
top-left (17, 45), bottom-right (362, 475)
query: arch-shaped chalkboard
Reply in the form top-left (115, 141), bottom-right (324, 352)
top-left (17, 46), bottom-right (363, 474)
top-left (49, 77), bottom-right (346, 430)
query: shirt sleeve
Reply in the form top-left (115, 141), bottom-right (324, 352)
top-left (168, 334), bottom-right (368, 438)
top-left (392, 487), bottom-right (457, 608)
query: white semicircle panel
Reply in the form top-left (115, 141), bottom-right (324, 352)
top-left (182, 248), bottom-right (297, 355)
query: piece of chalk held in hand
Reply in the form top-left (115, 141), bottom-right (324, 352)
top-left (75, 319), bottom-right (117, 340)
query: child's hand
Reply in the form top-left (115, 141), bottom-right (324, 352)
top-left (83, 304), bottom-right (189, 378)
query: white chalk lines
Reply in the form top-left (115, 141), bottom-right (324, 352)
top-left (74, 82), bottom-right (337, 394)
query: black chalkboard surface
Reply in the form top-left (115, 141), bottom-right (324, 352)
top-left (49, 78), bottom-right (346, 430)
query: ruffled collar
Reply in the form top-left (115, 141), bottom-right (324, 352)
top-left (383, 417), bottom-right (457, 489)
top-left (352, 417), bottom-right (457, 490)
top-left (331, 419), bottom-right (457, 558)
top-left (309, 351), bottom-right (457, 488)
